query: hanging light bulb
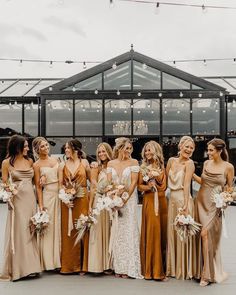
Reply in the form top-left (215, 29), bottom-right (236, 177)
top-left (72, 86), bottom-right (76, 92)
top-left (233, 58), bottom-right (236, 65)
top-left (137, 92), bottom-right (142, 97)
top-left (198, 93), bottom-right (202, 98)
top-left (173, 60), bottom-right (176, 68)
top-left (155, 2), bottom-right (160, 14)
top-left (179, 92), bottom-right (183, 98)
top-left (202, 4), bottom-right (207, 13)
top-left (142, 63), bottom-right (147, 70)
top-left (219, 91), bottom-right (223, 97)
top-left (94, 89), bottom-right (98, 95)
top-left (158, 92), bottom-right (162, 97)
top-left (116, 90), bottom-right (120, 96)
top-left (109, 0), bottom-right (114, 9)
top-left (83, 61), bottom-right (87, 69)
top-left (203, 59), bottom-right (207, 66)
top-left (112, 62), bottom-right (117, 70)
top-left (49, 61), bottom-right (53, 68)
top-left (19, 59), bottom-right (23, 67)
top-left (49, 86), bottom-right (53, 91)
top-left (130, 104), bottom-right (134, 108)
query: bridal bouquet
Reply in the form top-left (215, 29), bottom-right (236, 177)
top-left (29, 209), bottom-right (50, 236)
top-left (174, 209), bottom-right (202, 242)
top-left (74, 181), bottom-right (129, 245)
top-left (140, 164), bottom-right (161, 184)
top-left (211, 186), bottom-right (234, 211)
top-left (0, 178), bottom-right (18, 203)
top-left (59, 180), bottom-right (85, 205)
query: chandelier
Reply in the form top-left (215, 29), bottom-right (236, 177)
top-left (113, 120), bottom-right (148, 135)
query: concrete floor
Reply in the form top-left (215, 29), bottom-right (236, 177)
top-left (0, 204), bottom-right (235, 295)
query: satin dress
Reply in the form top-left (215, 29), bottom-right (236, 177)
top-left (195, 167), bottom-right (228, 283)
top-left (166, 167), bottom-right (196, 280)
top-left (0, 168), bottom-right (41, 281)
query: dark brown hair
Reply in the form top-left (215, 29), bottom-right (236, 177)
top-left (66, 139), bottom-right (86, 158)
top-left (6, 135), bottom-right (28, 166)
top-left (208, 138), bottom-right (229, 161)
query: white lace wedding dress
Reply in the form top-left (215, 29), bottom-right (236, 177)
top-left (107, 165), bottom-right (143, 279)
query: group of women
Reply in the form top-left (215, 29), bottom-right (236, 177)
top-left (0, 134), bottom-right (234, 287)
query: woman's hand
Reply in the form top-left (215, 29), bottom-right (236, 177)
top-left (66, 201), bottom-right (74, 209)
top-left (39, 175), bottom-right (47, 187)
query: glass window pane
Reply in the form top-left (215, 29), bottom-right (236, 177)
top-left (162, 99), bottom-right (190, 135)
top-left (133, 61), bottom-right (161, 90)
top-left (46, 100), bottom-right (73, 136)
top-left (75, 100), bottom-right (102, 136)
top-left (228, 138), bottom-right (236, 169)
top-left (192, 98), bottom-right (220, 135)
top-left (105, 99), bottom-right (131, 135)
top-left (24, 103), bottom-right (38, 136)
top-left (63, 73), bottom-right (102, 91)
top-left (104, 61), bottom-right (131, 90)
top-left (163, 73), bottom-right (190, 89)
top-left (0, 103), bottom-right (22, 133)
top-left (133, 99), bottom-right (160, 135)
top-left (227, 99), bottom-right (236, 135)
top-left (1, 80), bottom-right (38, 97)
top-left (192, 84), bottom-right (203, 90)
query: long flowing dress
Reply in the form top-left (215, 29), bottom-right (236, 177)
top-left (0, 168), bottom-right (41, 281)
top-left (39, 165), bottom-right (61, 271)
top-left (108, 165), bottom-right (143, 279)
top-left (195, 167), bottom-right (228, 283)
top-left (139, 169), bottom-right (168, 280)
top-left (88, 168), bottom-right (111, 272)
top-left (60, 163), bottom-right (89, 273)
top-left (166, 168), bottom-right (196, 280)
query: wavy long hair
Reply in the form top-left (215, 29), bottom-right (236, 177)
top-left (96, 142), bottom-right (113, 166)
top-left (141, 140), bottom-right (164, 168)
top-left (112, 137), bottom-right (133, 160)
top-left (66, 139), bottom-right (86, 159)
top-left (32, 136), bottom-right (49, 161)
top-left (6, 135), bottom-right (28, 166)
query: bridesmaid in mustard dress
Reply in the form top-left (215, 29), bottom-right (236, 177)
top-left (0, 135), bottom-right (41, 281)
top-left (59, 139), bottom-right (90, 274)
top-left (166, 136), bottom-right (196, 280)
top-left (88, 143), bottom-right (113, 273)
top-left (32, 137), bottom-right (61, 271)
top-left (194, 138), bottom-right (234, 286)
top-left (138, 141), bottom-right (168, 280)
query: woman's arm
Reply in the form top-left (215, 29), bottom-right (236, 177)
top-left (89, 167), bottom-right (99, 210)
top-left (154, 168), bottom-right (167, 191)
top-left (82, 159), bottom-right (91, 182)
top-left (137, 172), bottom-right (152, 192)
top-left (1, 159), bottom-right (9, 183)
top-left (166, 158), bottom-right (173, 176)
top-left (182, 160), bottom-right (195, 213)
top-left (33, 163), bottom-right (44, 211)
top-left (225, 163), bottom-right (235, 190)
top-left (58, 162), bottom-right (65, 189)
top-left (192, 173), bottom-right (202, 185)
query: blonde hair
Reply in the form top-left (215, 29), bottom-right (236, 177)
top-left (141, 140), bottom-right (164, 168)
top-left (113, 137), bottom-right (133, 159)
top-left (96, 142), bottom-right (113, 165)
top-left (178, 136), bottom-right (195, 154)
top-left (32, 136), bottom-right (49, 161)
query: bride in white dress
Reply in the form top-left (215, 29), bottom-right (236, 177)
top-left (107, 137), bottom-right (142, 279)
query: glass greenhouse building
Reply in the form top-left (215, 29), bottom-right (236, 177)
top-left (1, 49), bottom-right (236, 171)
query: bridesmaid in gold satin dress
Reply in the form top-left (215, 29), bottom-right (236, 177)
top-left (33, 137), bottom-right (61, 271)
top-left (88, 143), bottom-right (113, 273)
top-left (59, 139), bottom-right (90, 274)
top-left (138, 141), bottom-right (168, 280)
top-left (194, 138), bottom-right (234, 286)
top-left (0, 135), bottom-right (41, 281)
top-left (166, 136), bottom-right (196, 280)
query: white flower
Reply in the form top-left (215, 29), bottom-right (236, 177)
top-left (143, 175), bottom-right (149, 182)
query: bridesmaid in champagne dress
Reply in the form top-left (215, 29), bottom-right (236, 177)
top-left (59, 139), bottom-right (90, 274)
top-left (138, 141), bottom-right (168, 280)
top-left (88, 143), bottom-right (113, 273)
top-left (166, 136), bottom-right (196, 280)
top-left (0, 135), bottom-right (41, 281)
top-left (194, 138), bottom-right (234, 286)
top-left (32, 137), bottom-right (61, 271)
top-left (107, 137), bottom-right (142, 279)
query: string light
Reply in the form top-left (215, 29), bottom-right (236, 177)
top-left (94, 89), bottom-right (98, 94)
top-left (155, 2), bottom-right (160, 14)
top-left (110, 0), bottom-right (115, 8)
top-left (49, 61), bottom-right (53, 68)
top-left (116, 90), bottom-right (120, 95)
top-left (1, 56), bottom-right (236, 67)
top-left (117, 0), bottom-right (236, 11)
